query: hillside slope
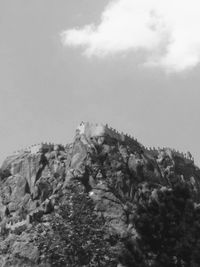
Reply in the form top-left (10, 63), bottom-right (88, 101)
top-left (0, 122), bottom-right (199, 267)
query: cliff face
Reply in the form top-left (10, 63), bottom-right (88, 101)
top-left (0, 123), bottom-right (199, 267)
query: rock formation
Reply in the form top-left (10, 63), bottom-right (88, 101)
top-left (0, 122), bottom-right (199, 266)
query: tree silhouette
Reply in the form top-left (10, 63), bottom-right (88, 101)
top-left (125, 182), bottom-right (200, 267)
top-left (37, 182), bottom-right (116, 267)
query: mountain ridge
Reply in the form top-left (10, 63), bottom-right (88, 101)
top-left (0, 122), bottom-right (199, 266)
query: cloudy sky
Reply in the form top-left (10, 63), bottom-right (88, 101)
top-left (0, 0), bottom-right (200, 165)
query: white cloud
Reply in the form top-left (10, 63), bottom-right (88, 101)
top-left (61, 0), bottom-right (200, 72)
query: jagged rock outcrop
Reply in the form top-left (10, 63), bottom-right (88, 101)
top-left (0, 122), bottom-right (199, 266)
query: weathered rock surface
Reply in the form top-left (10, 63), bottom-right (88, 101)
top-left (0, 122), bottom-right (199, 266)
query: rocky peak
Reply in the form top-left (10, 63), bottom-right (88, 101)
top-left (0, 123), bottom-right (199, 266)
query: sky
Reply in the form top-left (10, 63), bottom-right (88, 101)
top-left (0, 0), bottom-right (200, 166)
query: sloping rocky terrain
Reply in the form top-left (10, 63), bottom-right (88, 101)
top-left (0, 123), bottom-right (199, 267)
